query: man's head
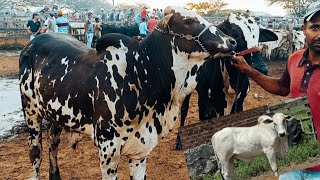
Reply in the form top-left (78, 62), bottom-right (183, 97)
top-left (57, 10), bottom-right (63, 17)
top-left (53, 3), bottom-right (58, 9)
top-left (32, 13), bottom-right (39, 20)
top-left (302, 2), bottom-right (320, 54)
top-left (88, 11), bottom-right (93, 18)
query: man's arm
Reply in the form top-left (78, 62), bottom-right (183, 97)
top-left (232, 56), bottom-right (290, 96)
top-left (26, 21), bottom-right (32, 35)
top-left (35, 22), bottom-right (42, 35)
top-left (84, 20), bottom-right (88, 33)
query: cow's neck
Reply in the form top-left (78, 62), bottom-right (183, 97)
top-left (136, 33), bottom-right (207, 136)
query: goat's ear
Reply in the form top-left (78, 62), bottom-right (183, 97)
top-left (263, 119), bottom-right (273, 124)
top-left (284, 115), bottom-right (293, 122)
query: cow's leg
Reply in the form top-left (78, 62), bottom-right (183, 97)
top-left (96, 136), bottom-right (121, 180)
top-left (23, 105), bottom-right (43, 179)
top-left (175, 94), bottom-right (191, 150)
top-left (128, 158), bottom-right (147, 180)
top-left (231, 80), bottom-right (249, 113)
top-left (21, 92), bottom-right (43, 179)
top-left (264, 147), bottom-right (278, 176)
top-left (228, 157), bottom-right (236, 180)
top-left (47, 123), bottom-right (62, 180)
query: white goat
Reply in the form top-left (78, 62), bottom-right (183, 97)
top-left (212, 113), bottom-right (290, 180)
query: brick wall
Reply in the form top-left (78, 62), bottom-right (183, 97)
top-left (179, 106), bottom-right (268, 150)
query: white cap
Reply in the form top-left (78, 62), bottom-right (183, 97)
top-left (304, 2), bottom-right (320, 22)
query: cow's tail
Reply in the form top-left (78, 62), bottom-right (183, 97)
top-left (211, 135), bottom-right (225, 180)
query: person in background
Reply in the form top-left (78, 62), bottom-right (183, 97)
top-left (158, 9), bottom-right (163, 19)
top-left (43, 4), bottom-right (51, 14)
top-left (109, 9), bottom-right (115, 21)
top-left (52, 3), bottom-right (59, 14)
top-left (147, 15), bottom-right (158, 32)
top-left (140, 6), bottom-right (147, 21)
top-left (139, 18), bottom-right (149, 38)
top-left (56, 10), bottom-right (71, 34)
top-left (93, 17), bottom-right (102, 48)
top-left (26, 13), bottom-right (41, 41)
top-left (39, 10), bottom-right (47, 24)
top-left (42, 12), bottom-right (57, 33)
top-left (232, 2), bottom-right (320, 144)
top-left (84, 11), bottom-right (94, 48)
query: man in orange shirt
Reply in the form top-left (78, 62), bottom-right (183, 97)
top-left (232, 3), bottom-right (320, 144)
top-left (147, 15), bottom-right (158, 32)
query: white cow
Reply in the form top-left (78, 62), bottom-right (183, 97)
top-left (292, 30), bottom-right (306, 52)
top-left (212, 113), bottom-right (290, 180)
top-left (259, 29), bottom-right (289, 60)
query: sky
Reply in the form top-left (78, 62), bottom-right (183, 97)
top-left (111, 0), bottom-right (286, 16)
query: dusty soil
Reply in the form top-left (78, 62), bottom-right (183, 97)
top-left (0, 54), bottom-right (315, 179)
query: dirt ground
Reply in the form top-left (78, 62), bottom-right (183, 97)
top-left (0, 54), bottom-right (315, 179)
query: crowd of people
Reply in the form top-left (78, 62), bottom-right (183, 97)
top-left (24, 4), bottom-right (164, 47)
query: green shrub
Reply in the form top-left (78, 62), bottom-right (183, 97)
top-left (0, 43), bottom-right (25, 50)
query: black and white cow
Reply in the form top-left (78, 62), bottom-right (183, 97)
top-left (19, 6), bottom-right (236, 180)
top-left (176, 13), bottom-right (278, 149)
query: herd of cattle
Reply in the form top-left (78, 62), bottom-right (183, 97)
top-left (19, 6), bottom-right (296, 180)
top-left (259, 28), bottom-right (306, 61)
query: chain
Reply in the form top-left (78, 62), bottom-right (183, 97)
top-left (154, 25), bottom-right (211, 53)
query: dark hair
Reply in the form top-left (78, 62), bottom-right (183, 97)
top-left (32, 13), bottom-right (39, 19)
top-left (142, 18), bottom-right (146, 22)
top-left (95, 17), bottom-right (100, 22)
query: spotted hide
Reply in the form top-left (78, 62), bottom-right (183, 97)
top-left (19, 6), bottom-right (236, 180)
top-left (176, 13), bottom-right (278, 150)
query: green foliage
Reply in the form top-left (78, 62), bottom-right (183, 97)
top-left (266, 0), bottom-right (318, 17)
top-left (186, 0), bottom-right (228, 15)
top-left (205, 139), bottom-right (320, 180)
top-left (115, 3), bottom-right (148, 13)
top-left (0, 43), bottom-right (24, 50)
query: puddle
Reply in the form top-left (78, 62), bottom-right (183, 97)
top-left (0, 78), bottom-right (25, 140)
top-left (0, 50), bottom-right (21, 57)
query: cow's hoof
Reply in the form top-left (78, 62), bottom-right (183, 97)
top-left (49, 173), bottom-right (62, 180)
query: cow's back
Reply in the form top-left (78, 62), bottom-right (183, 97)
top-left (19, 33), bottom-right (128, 134)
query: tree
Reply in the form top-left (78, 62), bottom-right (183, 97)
top-left (186, 0), bottom-right (228, 15)
top-left (267, 0), bottom-right (318, 17)
top-left (116, 2), bottom-right (147, 13)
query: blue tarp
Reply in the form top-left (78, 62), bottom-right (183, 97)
top-left (279, 165), bottom-right (320, 180)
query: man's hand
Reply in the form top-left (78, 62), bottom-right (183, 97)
top-left (231, 56), bottom-right (253, 75)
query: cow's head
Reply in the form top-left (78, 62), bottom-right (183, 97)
top-left (217, 13), bottom-right (278, 75)
top-left (156, 6), bottom-right (237, 59)
top-left (259, 113), bottom-right (289, 137)
top-left (292, 30), bottom-right (306, 51)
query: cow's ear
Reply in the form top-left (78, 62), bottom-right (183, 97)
top-left (259, 28), bottom-right (278, 42)
top-left (164, 6), bottom-right (175, 16)
top-left (158, 12), bottom-right (174, 32)
top-left (263, 119), bottom-right (273, 124)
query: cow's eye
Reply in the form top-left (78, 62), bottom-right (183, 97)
top-left (184, 19), bottom-right (194, 25)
